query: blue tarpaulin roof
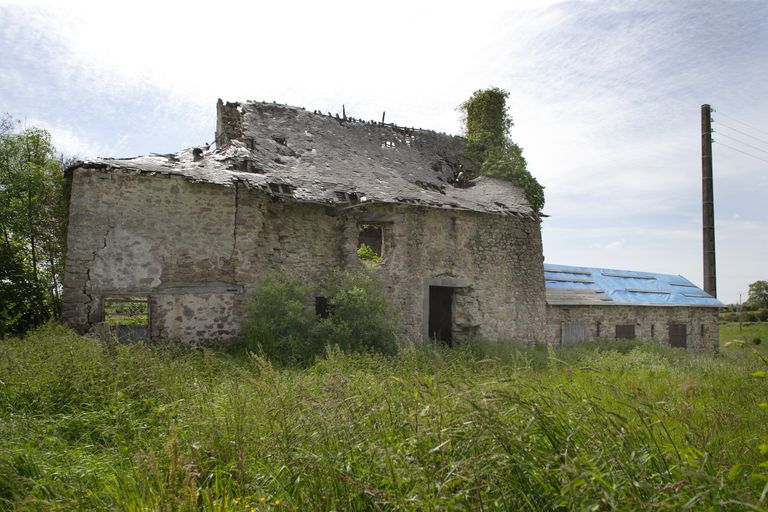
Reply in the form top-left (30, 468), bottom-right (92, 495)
top-left (544, 263), bottom-right (723, 308)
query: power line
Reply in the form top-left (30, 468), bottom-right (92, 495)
top-left (713, 140), bottom-right (768, 165)
top-left (712, 109), bottom-right (768, 138)
top-left (712, 119), bottom-right (768, 147)
top-left (712, 131), bottom-right (768, 155)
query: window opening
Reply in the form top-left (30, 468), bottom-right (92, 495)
top-left (103, 296), bottom-right (149, 342)
top-left (315, 296), bottom-right (331, 319)
top-left (615, 324), bottom-right (636, 340)
top-left (357, 224), bottom-right (383, 264)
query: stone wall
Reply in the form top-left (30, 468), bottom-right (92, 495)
top-left (546, 304), bottom-right (720, 352)
top-left (63, 168), bottom-right (546, 344)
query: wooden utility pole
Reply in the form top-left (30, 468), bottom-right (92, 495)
top-left (701, 104), bottom-right (717, 297)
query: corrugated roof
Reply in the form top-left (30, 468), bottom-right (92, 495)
top-left (544, 263), bottom-right (723, 308)
top-left (74, 101), bottom-right (534, 217)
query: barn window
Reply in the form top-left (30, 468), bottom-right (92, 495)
top-left (615, 324), bottom-right (636, 340)
top-left (103, 296), bottom-right (149, 342)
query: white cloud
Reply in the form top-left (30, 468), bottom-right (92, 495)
top-left (27, 117), bottom-right (111, 158)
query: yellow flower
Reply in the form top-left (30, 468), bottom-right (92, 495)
top-left (274, 498), bottom-right (282, 506)
top-left (259, 496), bottom-right (267, 503)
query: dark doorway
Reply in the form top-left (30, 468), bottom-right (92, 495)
top-left (669, 323), bottom-right (687, 348)
top-left (428, 286), bottom-right (454, 346)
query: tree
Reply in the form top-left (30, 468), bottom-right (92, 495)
top-left (0, 114), bottom-right (68, 337)
top-left (458, 87), bottom-right (545, 212)
top-left (747, 280), bottom-right (768, 310)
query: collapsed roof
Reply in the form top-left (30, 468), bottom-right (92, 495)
top-left (76, 100), bottom-right (534, 217)
top-left (544, 263), bottom-right (723, 308)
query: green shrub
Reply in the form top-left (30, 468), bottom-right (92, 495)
top-left (316, 270), bottom-right (398, 356)
top-left (242, 270), bottom-right (398, 365)
top-left (740, 311), bottom-right (759, 323)
top-left (241, 271), bottom-right (322, 366)
top-left (356, 243), bottom-right (381, 265)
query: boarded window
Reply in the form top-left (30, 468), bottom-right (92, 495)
top-left (615, 324), bottom-right (636, 340)
top-left (670, 323), bottom-right (687, 348)
top-left (103, 297), bottom-right (149, 342)
top-left (561, 321), bottom-right (589, 345)
top-left (358, 224), bottom-right (383, 257)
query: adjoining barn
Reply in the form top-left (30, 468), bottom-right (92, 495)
top-left (544, 263), bottom-right (723, 351)
top-left (62, 100), bottom-right (547, 345)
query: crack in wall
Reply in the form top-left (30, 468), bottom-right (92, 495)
top-left (230, 180), bottom-right (240, 284)
top-left (83, 173), bottom-right (126, 326)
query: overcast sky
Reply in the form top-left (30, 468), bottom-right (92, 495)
top-left (2, 0), bottom-right (766, 304)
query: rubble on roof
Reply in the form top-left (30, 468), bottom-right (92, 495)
top-left (76, 100), bottom-right (534, 217)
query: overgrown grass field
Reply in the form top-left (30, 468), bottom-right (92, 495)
top-left (720, 321), bottom-right (768, 347)
top-left (2, 325), bottom-right (768, 510)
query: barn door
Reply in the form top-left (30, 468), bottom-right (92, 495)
top-left (561, 321), bottom-right (588, 345)
top-left (669, 323), bottom-right (687, 348)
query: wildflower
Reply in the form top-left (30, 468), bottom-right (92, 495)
top-left (274, 498), bottom-right (282, 506)
top-left (259, 496), bottom-right (267, 503)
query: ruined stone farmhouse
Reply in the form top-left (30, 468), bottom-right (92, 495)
top-left (63, 100), bottom-right (546, 345)
top-left (62, 99), bottom-right (721, 351)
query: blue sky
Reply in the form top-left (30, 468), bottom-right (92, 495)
top-left (2, 0), bottom-right (766, 304)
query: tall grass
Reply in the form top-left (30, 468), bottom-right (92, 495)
top-left (1, 325), bottom-right (766, 510)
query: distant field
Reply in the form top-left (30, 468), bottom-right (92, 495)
top-left (720, 321), bottom-right (768, 346)
top-left (1, 325), bottom-right (767, 510)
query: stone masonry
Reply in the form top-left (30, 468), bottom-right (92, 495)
top-left (546, 305), bottom-right (719, 352)
top-left (63, 100), bottom-right (546, 344)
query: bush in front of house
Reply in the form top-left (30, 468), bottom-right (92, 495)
top-left (241, 271), bottom-right (323, 365)
top-left (314, 270), bottom-right (399, 357)
top-left (242, 270), bottom-right (398, 365)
